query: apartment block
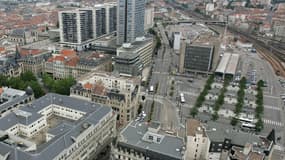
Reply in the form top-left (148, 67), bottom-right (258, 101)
top-left (45, 50), bottom-right (111, 79)
top-left (71, 72), bottom-right (140, 126)
top-left (59, 3), bottom-right (117, 51)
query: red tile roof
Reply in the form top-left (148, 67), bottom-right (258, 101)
top-left (83, 82), bottom-right (93, 90)
top-left (61, 49), bottom-right (76, 57)
top-left (20, 48), bottom-right (44, 56)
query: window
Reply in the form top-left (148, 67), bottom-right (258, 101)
top-left (148, 135), bottom-right (153, 140)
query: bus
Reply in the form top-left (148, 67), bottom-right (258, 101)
top-left (180, 93), bottom-right (185, 103)
top-left (241, 122), bottom-right (256, 130)
top-left (237, 116), bottom-right (254, 123)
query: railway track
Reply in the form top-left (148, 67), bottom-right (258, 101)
top-left (255, 45), bottom-right (285, 77)
top-left (228, 28), bottom-right (285, 77)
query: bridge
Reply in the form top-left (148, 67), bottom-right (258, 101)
top-left (165, 19), bottom-right (227, 25)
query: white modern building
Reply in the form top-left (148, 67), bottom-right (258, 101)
top-left (0, 93), bottom-right (116, 160)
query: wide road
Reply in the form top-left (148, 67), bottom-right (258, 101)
top-left (144, 23), bottom-right (179, 132)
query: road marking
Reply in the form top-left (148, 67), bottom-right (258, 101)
top-left (264, 105), bottom-right (282, 111)
top-left (263, 119), bottom-right (283, 127)
top-left (264, 95), bottom-right (280, 99)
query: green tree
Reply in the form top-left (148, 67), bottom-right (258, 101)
top-left (28, 81), bottom-right (45, 98)
top-left (20, 71), bottom-right (37, 82)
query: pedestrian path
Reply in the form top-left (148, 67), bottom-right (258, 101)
top-left (263, 119), bottom-right (283, 127)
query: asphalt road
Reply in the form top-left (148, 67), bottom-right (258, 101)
top-left (143, 23), bottom-right (180, 132)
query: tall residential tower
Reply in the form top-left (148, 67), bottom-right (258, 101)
top-left (117, 0), bottom-right (145, 45)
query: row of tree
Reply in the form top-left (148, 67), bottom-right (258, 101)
top-left (148, 28), bottom-right (162, 51)
top-left (0, 71), bottom-right (44, 98)
top-left (190, 75), bottom-right (215, 117)
top-left (255, 80), bottom-right (264, 132)
top-left (212, 78), bottom-right (231, 121)
top-left (231, 77), bottom-right (247, 126)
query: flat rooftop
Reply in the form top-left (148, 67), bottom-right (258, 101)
top-left (215, 53), bottom-right (239, 75)
top-left (117, 37), bottom-right (153, 53)
top-left (0, 93), bottom-right (113, 160)
top-left (119, 121), bottom-right (184, 159)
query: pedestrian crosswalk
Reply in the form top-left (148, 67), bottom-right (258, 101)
top-left (263, 119), bottom-right (283, 127)
top-left (264, 105), bottom-right (281, 111)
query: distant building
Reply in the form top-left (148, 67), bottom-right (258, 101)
top-left (173, 32), bottom-right (182, 53)
top-left (45, 50), bottom-right (111, 79)
top-left (0, 93), bottom-right (116, 160)
top-left (8, 28), bottom-right (39, 46)
top-left (71, 71), bottom-right (140, 125)
top-left (112, 121), bottom-right (185, 160)
top-left (117, 0), bottom-right (145, 45)
top-left (144, 6), bottom-right (154, 31)
top-left (179, 41), bottom-right (214, 74)
top-left (0, 86), bottom-right (34, 118)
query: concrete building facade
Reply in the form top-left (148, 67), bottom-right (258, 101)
top-left (59, 9), bottom-right (94, 51)
top-left (71, 72), bottom-right (140, 125)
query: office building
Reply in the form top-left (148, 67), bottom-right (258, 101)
top-left (114, 52), bottom-right (142, 76)
top-left (59, 9), bottom-right (94, 51)
top-left (179, 41), bottom-right (214, 74)
top-left (0, 93), bottom-right (116, 160)
top-left (117, 0), bottom-right (145, 45)
top-left (71, 71), bottom-right (140, 125)
top-left (94, 3), bottom-right (117, 37)
top-left (117, 37), bottom-right (153, 67)
top-left (112, 121), bottom-right (185, 160)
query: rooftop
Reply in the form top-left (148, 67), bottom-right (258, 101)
top-left (0, 93), bottom-right (113, 160)
top-left (187, 119), bottom-right (206, 137)
top-left (118, 121), bottom-right (184, 160)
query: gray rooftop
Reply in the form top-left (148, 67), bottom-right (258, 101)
top-left (206, 121), bottom-right (261, 146)
top-left (119, 121), bottom-right (184, 160)
top-left (0, 93), bottom-right (112, 160)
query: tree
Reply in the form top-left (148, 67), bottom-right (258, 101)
top-left (28, 81), bottom-right (45, 98)
top-left (20, 71), bottom-right (37, 82)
